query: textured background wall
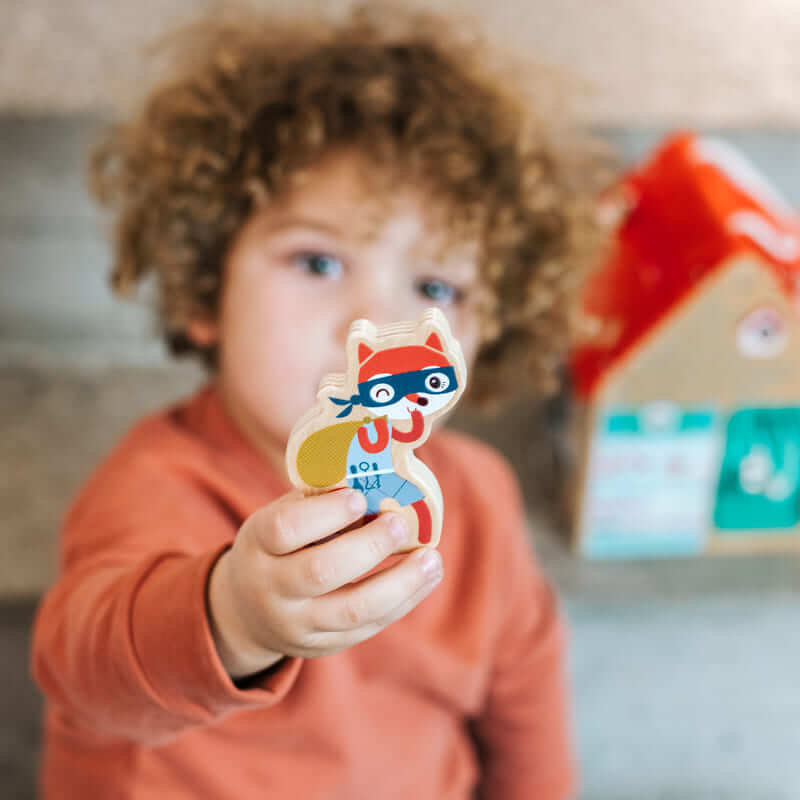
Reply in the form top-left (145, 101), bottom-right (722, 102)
top-left (3, 0), bottom-right (800, 125)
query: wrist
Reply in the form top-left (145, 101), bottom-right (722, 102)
top-left (206, 548), bottom-right (285, 679)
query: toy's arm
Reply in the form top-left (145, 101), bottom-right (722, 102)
top-left (391, 409), bottom-right (425, 443)
top-left (357, 416), bottom-right (390, 452)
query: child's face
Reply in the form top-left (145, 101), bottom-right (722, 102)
top-left (189, 148), bottom-right (482, 474)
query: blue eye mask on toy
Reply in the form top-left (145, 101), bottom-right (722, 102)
top-left (329, 365), bottom-right (458, 418)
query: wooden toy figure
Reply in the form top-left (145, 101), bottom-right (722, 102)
top-left (286, 308), bottom-right (467, 549)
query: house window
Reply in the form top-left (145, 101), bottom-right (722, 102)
top-left (736, 306), bottom-right (788, 359)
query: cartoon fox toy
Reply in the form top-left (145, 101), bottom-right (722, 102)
top-left (286, 308), bottom-right (467, 549)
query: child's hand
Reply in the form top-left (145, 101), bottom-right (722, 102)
top-left (206, 489), bottom-right (443, 679)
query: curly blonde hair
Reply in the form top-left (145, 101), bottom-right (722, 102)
top-left (90, 2), bottom-right (612, 412)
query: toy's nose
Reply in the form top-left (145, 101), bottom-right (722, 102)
top-left (406, 393), bottom-right (428, 406)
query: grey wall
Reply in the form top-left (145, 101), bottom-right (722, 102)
top-left (0, 116), bottom-right (166, 367)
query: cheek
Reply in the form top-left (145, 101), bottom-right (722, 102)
top-left (448, 315), bottom-right (479, 371)
top-left (220, 272), bottom-right (296, 371)
top-left (210, 228), bottom-right (365, 444)
top-left (425, 393), bottom-right (453, 413)
top-left (216, 263), bottom-right (329, 421)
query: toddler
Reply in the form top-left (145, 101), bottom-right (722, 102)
top-left (31, 5), bottom-right (605, 798)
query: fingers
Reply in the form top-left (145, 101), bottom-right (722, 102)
top-left (308, 546), bottom-right (443, 640)
top-left (252, 489), bottom-right (368, 555)
top-left (281, 512), bottom-right (409, 598)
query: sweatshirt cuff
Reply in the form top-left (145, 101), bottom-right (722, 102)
top-left (131, 544), bottom-right (303, 722)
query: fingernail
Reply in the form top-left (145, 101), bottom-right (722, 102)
top-left (418, 548), bottom-right (442, 580)
top-left (347, 491), bottom-right (367, 514)
top-left (388, 514), bottom-right (407, 544)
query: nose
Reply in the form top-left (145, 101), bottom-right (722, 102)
top-left (334, 267), bottom-right (404, 348)
top-left (406, 393), bottom-right (428, 406)
top-left (357, 300), bottom-right (397, 329)
top-left (336, 298), bottom-right (400, 348)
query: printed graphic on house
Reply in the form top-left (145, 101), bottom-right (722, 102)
top-left (569, 133), bottom-right (800, 559)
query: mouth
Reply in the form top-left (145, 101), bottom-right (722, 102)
top-left (405, 396), bottom-right (429, 409)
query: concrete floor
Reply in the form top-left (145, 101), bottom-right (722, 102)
top-left (3, 116), bottom-right (800, 798)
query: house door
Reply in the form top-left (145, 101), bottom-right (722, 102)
top-left (714, 407), bottom-right (800, 530)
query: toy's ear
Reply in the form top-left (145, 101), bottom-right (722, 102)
top-left (358, 343), bottom-right (374, 363)
top-left (425, 332), bottom-right (444, 352)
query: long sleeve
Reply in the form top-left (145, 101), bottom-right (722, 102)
top-left (30, 445), bottom-right (303, 746)
top-left (470, 453), bottom-right (578, 800)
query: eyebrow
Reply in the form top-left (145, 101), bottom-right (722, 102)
top-left (259, 214), bottom-right (477, 276)
top-left (261, 215), bottom-right (345, 237)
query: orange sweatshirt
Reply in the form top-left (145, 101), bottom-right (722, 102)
top-left (31, 382), bottom-right (576, 799)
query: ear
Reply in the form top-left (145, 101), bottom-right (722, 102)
top-left (425, 332), bottom-right (444, 352)
top-left (358, 343), bottom-right (374, 363)
top-left (186, 318), bottom-right (219, 347)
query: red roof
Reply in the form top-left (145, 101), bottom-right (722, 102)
top-left (570, 131), bottom-right (800, 399)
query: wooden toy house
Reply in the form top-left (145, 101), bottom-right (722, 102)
top-left (569, 133), bottom-right (800, 558)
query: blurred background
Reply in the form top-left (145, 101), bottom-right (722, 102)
top-left (3, 1), bottom-right (800, 798)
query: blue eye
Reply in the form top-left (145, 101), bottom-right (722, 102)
top-left (296, 253), bottom-right (343, 278)
top-left (416, 278), bottom-right (462, 304)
